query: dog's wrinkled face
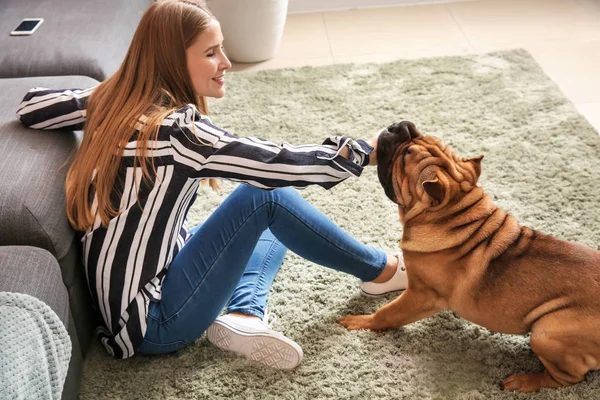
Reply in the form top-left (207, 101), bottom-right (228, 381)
top-left (376, 121), bottom-right (423, 203)
top-left (377, 121), bottom-right (483, 218)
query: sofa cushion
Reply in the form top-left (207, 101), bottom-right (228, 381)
top-left (0, 246), bottom-right (69, 326)
top-left (0, 76), bottom-right (98, 260)
top-left (0, 245), bottom-right (86, 399)
top-left (0, 0), bottom-right (153, 81)
top-left (0, 245), bottom-right (78, 400)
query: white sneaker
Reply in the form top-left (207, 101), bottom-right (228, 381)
top-left (359, 252), bottom-right (408, 297)
top-left (206, 309), bottom-right (303, 370)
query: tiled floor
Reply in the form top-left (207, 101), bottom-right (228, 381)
top-left (229, 0), bottom-right (600, 133)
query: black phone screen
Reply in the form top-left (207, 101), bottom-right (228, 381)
top-left (14, 20), bottom-right (41, 32)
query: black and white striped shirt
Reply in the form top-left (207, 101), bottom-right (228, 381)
top-left (16, 87), bottom-right (373, 358)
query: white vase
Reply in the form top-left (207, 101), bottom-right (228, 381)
top-left (206, 0), bottom-right (288, 63)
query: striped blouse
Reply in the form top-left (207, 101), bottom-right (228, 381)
top-left (16, 87), bottom-right (373, 358)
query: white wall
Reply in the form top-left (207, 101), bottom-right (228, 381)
top-left (288, 0), bottom-right (472, 14)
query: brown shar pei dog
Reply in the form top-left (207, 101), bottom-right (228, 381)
top-left (338, 121), bottom-right (600, 392)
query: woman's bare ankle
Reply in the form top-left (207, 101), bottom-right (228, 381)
top-left (228, 312), bottom-right (260, 320)
top-left (371, 253), bottom-right (399, 283)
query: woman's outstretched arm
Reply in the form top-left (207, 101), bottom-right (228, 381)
top-left (16, 86), bottom-right (96, 130)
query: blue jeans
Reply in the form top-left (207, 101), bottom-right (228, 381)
top-left (137, 185), bottom-right (386, 354)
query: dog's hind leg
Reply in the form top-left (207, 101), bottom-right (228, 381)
top-left (502, 318), bottom-right (594, 392)
top-left (502, 369), bottom-right (566, 392)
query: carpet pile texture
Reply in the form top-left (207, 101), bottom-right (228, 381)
top-left (80, 49), bottom-right (600, 400)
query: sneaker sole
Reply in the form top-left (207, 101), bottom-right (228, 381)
top-left (206, 321), bottom-right (303, 370)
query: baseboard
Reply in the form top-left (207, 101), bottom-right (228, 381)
top-left (288, 0), bottom-right (475, 14)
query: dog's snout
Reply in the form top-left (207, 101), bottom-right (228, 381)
top-left (386, 121), bottom-right (421, 142)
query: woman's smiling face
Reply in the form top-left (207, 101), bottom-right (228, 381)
top-left (186, 19), bottom-right (232, 98)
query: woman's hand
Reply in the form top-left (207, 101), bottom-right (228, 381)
top-left (339, 129), bottom-right (382, 165)
top-left (367, 129), bottom-right (383, 166)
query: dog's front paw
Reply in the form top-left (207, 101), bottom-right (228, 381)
top-left (502, 373), bottom-right (552, 393)
top-left (337, 314), bottom-right (375, 331)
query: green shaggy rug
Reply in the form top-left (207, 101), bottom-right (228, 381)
top-left (80, 49), bottom-right (600, 400)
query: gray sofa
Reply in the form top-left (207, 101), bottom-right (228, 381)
top-left (0, 1), bottom-right (153, 398)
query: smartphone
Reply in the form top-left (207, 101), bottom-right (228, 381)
top-left (10, 18), bottom-right (44, 36)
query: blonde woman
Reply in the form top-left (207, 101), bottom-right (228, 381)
top-left (16, 0), bottom-right (407, 369)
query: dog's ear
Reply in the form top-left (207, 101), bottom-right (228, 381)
top-left (422, 177), bottom-right (445, 204)
top-left (468, 155), bottom-right (484, 180)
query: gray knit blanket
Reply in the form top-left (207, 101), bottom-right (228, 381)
top-left (0, 292), bottom-right (71, 400)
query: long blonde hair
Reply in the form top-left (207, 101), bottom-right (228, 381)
top-left (66, 0), bottom-right (219, 231)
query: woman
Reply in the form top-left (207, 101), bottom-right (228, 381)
top-left (16, 0), bottom-right (407, 369)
